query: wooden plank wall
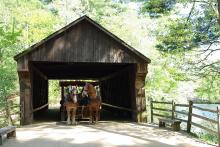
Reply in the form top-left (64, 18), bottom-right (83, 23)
top-left (100, 66), bottom-right (136, 120)
top-left (15, 18), bottom-right (149, 124)
top-left (32, 70), bottom-right (48, 112)
top-left (17, 20), bottom-right (145, 71)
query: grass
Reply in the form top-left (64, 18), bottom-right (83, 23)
top-left (189, 130), bottom-right (218, 145)
top-left (198, 132), bottom-right (218, 145)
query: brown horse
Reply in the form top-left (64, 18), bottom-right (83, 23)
top-left (64, 86), bottom-right (78, 125)
top-left (83, 83), bottom-right (101, 124)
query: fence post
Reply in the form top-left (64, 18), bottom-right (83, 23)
top-left (217, 107), bottom-right (220, 147)
top-left (172, 100), bottom-right (175, 120)
top-left (187, 100), bottom-right (193, 133)
top-left (150, 99), bottom-right (153, 123)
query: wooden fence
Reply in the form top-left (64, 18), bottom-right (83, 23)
top-left (150, 100), bottom-right (220, 146)
top-left (0, 100), bottom-right (21, 127)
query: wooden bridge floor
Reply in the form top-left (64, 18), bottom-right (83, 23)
top-left (2, 121), bottom-right (214, 147)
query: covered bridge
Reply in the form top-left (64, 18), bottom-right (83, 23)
top-left (14, 15), bottom-right (151, 125)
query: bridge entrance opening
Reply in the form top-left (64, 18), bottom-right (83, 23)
top-left (31, 62), bottom-right (136, 123)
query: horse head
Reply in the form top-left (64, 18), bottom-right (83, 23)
top-left (83, 83), bottom-right (97, 99)
top-left (70, 86), bottom-right (77, 103)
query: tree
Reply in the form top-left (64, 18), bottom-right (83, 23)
top-left (141, 0), bottom-right (176, 17)
top-left (0, 0), bottom-right (60, 126)
top-left (141, 0), bottom-right (220, 101)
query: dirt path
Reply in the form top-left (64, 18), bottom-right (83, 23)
top-left (2, 121), bottom-right (216, 147)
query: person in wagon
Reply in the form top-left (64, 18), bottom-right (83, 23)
top-left (78, 83), bottom-right (94, 106)
top-left (60, 87), bottom-right (71, 111)
top-left (64, 87), bottom-right (70, 103)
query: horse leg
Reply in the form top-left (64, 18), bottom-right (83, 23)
top-left (72, 107), bottom-right (77, 125)
top-left (92, 109), bottom-right (95, 124)
top-left (89, 107), bottom-right (93, 124)
top-left (95, 108), bottom-right (99, 124)
top-left (67, 109), bottom-right (71, 125)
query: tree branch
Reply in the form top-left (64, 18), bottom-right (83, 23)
top-left (199, 61), bottom-right (220, 70)
top-left (186, 1), bottom-right (196, 22)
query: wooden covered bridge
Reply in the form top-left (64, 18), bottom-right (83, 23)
top-left (14, 15), bottom-right (151, 125)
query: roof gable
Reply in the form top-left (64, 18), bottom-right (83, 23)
top-left (14, 15), bottom-right (150, 63)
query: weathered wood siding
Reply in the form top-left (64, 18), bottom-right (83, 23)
top-left (32, 70), bottom-right (48, 111)
top-left (18, 19), bottom-right (146, 71)
top-left (18, 72), bottom-right (32, 125)
top-left (15, 16), bottom-right (150, 124)
top-left (100, 65), bottom-right (136, 120)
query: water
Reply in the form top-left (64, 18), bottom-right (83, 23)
top-left (176, 104), bottom-right (220, 133)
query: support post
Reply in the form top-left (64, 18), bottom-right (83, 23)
top-left (135, 73), bottom-right (147, 122)
top-left (18, 71), bottom-right (33, 125)
top-left (60, 86), bottom-right (65, 121)
top-left (150, 99), bottom-right (153, 123)
top-left (134, 63), bottom-right (148, 122)
top-left (187, 100), bottom-right (193, 133)
top-left (217, 107), bottom-right (220, 147)
top-left (172, 100), bottom-right (175, 120)
top-left (0, 135), bottom-right (2, 145)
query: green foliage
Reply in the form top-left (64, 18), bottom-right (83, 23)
top-left (1, 0), bottom-right (60, 48)
top-left (49, 81), bottom-right (60, 105)
top-left (192, 121), bottom-right (218, 144)
top-left (141, 0), bottom-right (176, 17)
top-left (156, 20), bottom-right (195, 53)
top-left (198, 132), bottom-right (218, 144)
top-left (145, 55), bottom-right (182, 101)
top-left (0, 3), bottom-right (219, 142)
top-left (0, 22), bottom-right (21, 127)
top-left (196, 75), bottom-right (220, 102)
top-left (0, 0), bottom-right (60, 125)
top-left (0, 23), bottom-right (20, 104)
top-left (146, 0), bottom-right (220, 105)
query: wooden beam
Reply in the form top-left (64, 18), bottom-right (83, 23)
top-left (175, 118), bottom-right (188, 123)
top-left (32, 103), bottom-right (48, 113)
top-left (174, 110), bottom-right (188, 115)
top-left (99, 71), bottom-right (120, 81)
top-left (152, 107), bottom-right (172, 112)
top-left (102, 102), bottom-right (137, 112)
top-left (187, 101), bottom-right (193, 133)
top-left (153, 113), bottom-right (172, 118)
top-left (191, 113), bottom-right (218, 124)
top-left (191, 122), bottom-right (218, 135)
top-left (99, 66), bottom-right (132, 81)
top-left (32, 65), bottom-right (47, 80)
top-left (217, 107), bottom-right (220, 147)
top-left (150, 99), bottom-right (153, 123)
top-left (193, 105), bottom-right (217, 113)
top-left (152, 101), bottom-right (173, 104)
top-left (59, 81), bottom-right (100, 87)
top-left (175, 104), bottom-right (189, 107)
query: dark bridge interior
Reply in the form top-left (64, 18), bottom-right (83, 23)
top-left (31, 61), bottom-right (137, 122)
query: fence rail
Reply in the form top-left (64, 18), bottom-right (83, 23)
top-left (153, 113), bottom-right (172, 118)
top-left (150, 100), bottom-right (220, 146)
top-left (193, 105), bottom-right (217, 113)
top-left (191, 113), bottom-right (218, 124)
top-left (174, 110), bottom-right (188, 115)
top-left (175, 118), bottom-right (188, 123)
top-left (151, 101), bottom-right (173, 104)
top-left (0, 103), bottom-right (21, 127)
top-left (175, 104), bottom-right (189, 107)
top-left (152, 107), bottom-right (172, 112)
